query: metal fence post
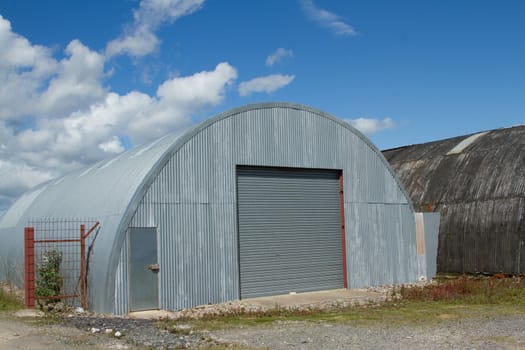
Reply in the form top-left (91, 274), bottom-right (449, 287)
top-left (24, 227), bottom-right (35, 308)
top-left (80, 224), bottom-right (87, 309)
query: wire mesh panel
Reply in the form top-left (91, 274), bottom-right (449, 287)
top-left (25, 218), bottom-right (100, 308)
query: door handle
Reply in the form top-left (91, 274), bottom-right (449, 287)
top-left (147, 263), bottom-right (160, 272)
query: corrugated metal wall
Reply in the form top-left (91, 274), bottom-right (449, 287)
top-left (422, 213), bottom-right (440, 279)
top-left (114, 104), bottom-right (419, 313)
top-left (384, 125), bottom-right (524, 274)
top-left (114, 235), bottom-right (129, 315)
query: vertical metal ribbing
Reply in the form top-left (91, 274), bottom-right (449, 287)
top-left (237, 166), bottom-right (343, 298)
top-left (124, 104), bottom-right (419, 311)
top-left (339, 174), bottom-right (348, 289)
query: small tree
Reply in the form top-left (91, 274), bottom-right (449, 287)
top-left (35, 249), bottom-right (63, 299)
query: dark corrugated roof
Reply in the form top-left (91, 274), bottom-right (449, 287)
top-left (383, 125), bottom-right (525, 274)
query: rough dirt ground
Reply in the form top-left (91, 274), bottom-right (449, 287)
top-left (0, 313), bottom-right (131, 350)
top-left (3, 311), bottom-right (525, 349)
top-left (209, 314), bottom-right (525, 350)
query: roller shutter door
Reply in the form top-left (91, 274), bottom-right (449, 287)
top-left (237, 166), bottom-right (344, 298)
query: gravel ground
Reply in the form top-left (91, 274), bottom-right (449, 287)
top-left (6, 281), bottom-right (524, 349)
top-left (60, 316), bottom-right (209, 349)
top-left (209, 314), bottom-right (525, 349)
top-left (54, 312), bottom-right (525, 349)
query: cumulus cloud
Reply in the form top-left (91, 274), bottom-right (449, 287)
top-left (266, 48), bottom-right (294, 67)
top-left (238, 74), bottom-right (294, 96)
top-left (0, 5), bottom-right (239, 213)
top-left (345, 117), bottom-right (395, 136)
top-left (301, 0), bottom-right (358, 37)
top-left (0, 15), bottom-right (57, 121)
top-left (10, 61), bottom-right (236, 168)
top-left (106, 0), bottom-right (205, 58)
top-left (39, 40), bottom-right (106, 117)
top-left (98, 137), bottom-right (125, 154)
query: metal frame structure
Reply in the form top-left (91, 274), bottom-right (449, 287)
top-left (24, 220), bottom-right (99, 309)
top-left (1, 103), bottom-right (440, 314)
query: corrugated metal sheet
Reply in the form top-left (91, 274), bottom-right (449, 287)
top-left (414, 212), bottom-right (440, 280)
top-left (114, 235), bottom-right (129, 315)
top-left (237, 166), bottom-right (343, 298)
top-left (345, 203), bottom-right (418, 287)
top-left (125, 104), bottom-right (420, 313)
top-left (422, 213), bottom-right (440, 279)
top-left (1, 103), bottom-right (425, 313)
top-left (383, 125), bottom-right (524, 274)
top-left (415, 213), bottom-right (427, 280)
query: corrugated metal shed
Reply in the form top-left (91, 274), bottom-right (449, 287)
top-left (383, 125), bottom-right (525, 274)
top-left (0, 103), bottom-right (437, 314)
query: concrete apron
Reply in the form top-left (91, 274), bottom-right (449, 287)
top-left (128, 288), bottom-right (387, 320)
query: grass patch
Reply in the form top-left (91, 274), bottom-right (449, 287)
top-left (0, 286), bottom-right (23, 311)
top-left (161, 276), bottom-right (525, 332)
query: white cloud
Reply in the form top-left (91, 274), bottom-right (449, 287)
top-left (0, 6), bottom-right (238, 213)
top-left (0, 15), bottom-right (57, 121)
top-left (39, 40), bottom-right (106, 117)
top-left (106, 0), bottom-right (205, 58)
top-left (238, 74), bottom-right (294, 96)
top-left (0, 159), bottom-right (54, 198)
top-left (344, 117), bottom-right (395, 136)
top-left (301, 0), bottom-right (358, 37)
top-left (0, 60), bottom-right (237, 210)
top-left (266, 48), bottom-right (294, 67)
top-left (128, 62), bottom-right (237, 143)
top-left (98, 136), bottom-right (125, 154)
top-left (0, 16), bottom-right (53, 71)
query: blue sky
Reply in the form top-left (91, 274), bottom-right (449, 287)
top-left (0, 0), bottom-right (523, 214)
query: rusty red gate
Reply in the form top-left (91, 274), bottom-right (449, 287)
top-left (24, 219), bottom-right (100, 309)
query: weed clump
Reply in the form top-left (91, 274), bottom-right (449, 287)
top-left (396, 275), bottom-right (525, 304)
top-left (0, 284), bottom-right (23, 310)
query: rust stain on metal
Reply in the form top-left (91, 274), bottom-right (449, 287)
top-left (415, 213), bottom-right (426, 255)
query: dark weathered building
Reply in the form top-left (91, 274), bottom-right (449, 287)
top-left (383, 125), bottom-right (525, 274)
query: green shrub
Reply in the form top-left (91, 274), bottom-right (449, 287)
top-left (35, 249), bottom-right (63, 299)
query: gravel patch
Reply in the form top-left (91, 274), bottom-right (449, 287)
top-left (210, 314), bottom-right (525, 349)
top-left (60, 315), bottom-right (207, 349)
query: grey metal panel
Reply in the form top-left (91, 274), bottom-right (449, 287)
top-left (414, 212), bottom-right (427, 280)
top-left (422, 213), bottom-right (440, 279)
top-left (114, 236), bottom-right (129, 315)
top-left (1, 103), bottom-right (421, 313)
top-left (237, 167), bottom-right (343, 298)
top-left (117, 104), bottom-right (421, 311)
top-left (129, 227), bottom-right (158, 311)
top-left (345, 203), bottom-right (418, 287)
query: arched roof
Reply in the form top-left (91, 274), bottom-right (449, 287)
top-left (2, 103), bottom-right (411, 233)
top-left (383, 125), bottom-right (525, 273)
top-left (1, 103), bottom-right (415, 309)
top-left (383, 125), bottom-right (525, 207)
